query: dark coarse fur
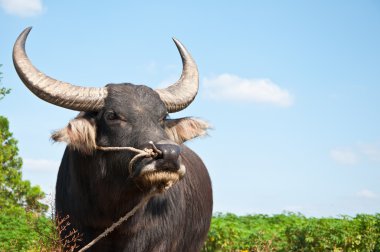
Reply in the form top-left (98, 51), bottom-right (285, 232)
top-left (55, 84), bottom-right (213, 251)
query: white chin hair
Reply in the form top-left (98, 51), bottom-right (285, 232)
top-left (138, 171), bottom-right (181, 190)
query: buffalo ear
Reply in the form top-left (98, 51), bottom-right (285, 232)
top-left (51, 117), bottom-right (96, 155)
top-left (165, 117), bottom-right (210, 144)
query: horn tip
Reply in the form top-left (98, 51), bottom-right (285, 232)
top-left (14, 27), bottom-right (33, 56)
top-left (23, 26), bottom-right (33, 35)
top-left (172, 37), bottom-right (182, 47)
top-left (17, 27), bottom-right (33, 43)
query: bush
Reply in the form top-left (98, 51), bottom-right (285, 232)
top-left (0, 206), bottom-right (83, 252)
top-left (203, 213), bottom-right (380, 252)
top-left (0, 206), bottom-right (52, 251)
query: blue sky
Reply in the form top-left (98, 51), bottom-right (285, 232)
top-left (1, 0), bottom-right (380, 217)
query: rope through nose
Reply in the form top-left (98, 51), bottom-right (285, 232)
top-left (96, 141), bottom-right (162, 175)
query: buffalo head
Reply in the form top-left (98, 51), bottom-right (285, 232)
top-left (13, 27), bottom-right (209, 190)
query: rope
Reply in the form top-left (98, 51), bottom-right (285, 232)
top-left (78, 188), bottom-right (159, 252)
top-left (77, 141), bottom-right (167, 252)
top-left (96, 141), bottom-right (162, 176)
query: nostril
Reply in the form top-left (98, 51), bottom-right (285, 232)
top-left (156, 144), bottom-right (181, 162)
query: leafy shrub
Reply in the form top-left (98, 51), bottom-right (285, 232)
top-left (0, 206), bottom-right (82, 252)
top-left (0, 206), bottom-right (52, 251)
top-left (203, 213), bottom-right (380, 252)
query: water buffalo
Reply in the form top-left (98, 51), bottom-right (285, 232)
top-left (13, 27), bottom-right (212, 251)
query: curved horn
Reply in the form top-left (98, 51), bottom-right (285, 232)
top-left (13, 27), bottom-right (107, 111)
top-left (155, 38), bottom-right (199, 113)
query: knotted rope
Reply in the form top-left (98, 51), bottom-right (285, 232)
top-left (96, 141), bottom-right (162, 176)
top-left (78, 141), bottom-right (170, 252)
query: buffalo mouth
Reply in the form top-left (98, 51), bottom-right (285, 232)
top-left (134, 160), bottom-right (186, 190)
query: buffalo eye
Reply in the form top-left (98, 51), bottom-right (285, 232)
top-left (105, 111), bottom-right (118, 121)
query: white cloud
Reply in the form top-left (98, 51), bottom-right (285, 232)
top-left (0, 0), bottom-right (44, 17)
top-left (203, 73), bottom-right (294, 107)
top-left (330, 142), bottom-right (380, 166)
top-left (330, 148), bottom-right (358, 165)
top-left (360, 143), bottom-right (380, 162)
top-left (356, 189), bottom-right (377, 199)
top-left (23, 158), bottom-right (60, 172)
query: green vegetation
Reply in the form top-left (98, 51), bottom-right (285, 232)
top-left (2, 211), bottom-right (380, 251)
top-left (0, 115), bottom-right (48, 214)
top-left (203, 212), bottom-right (380, 252)
top-left (0, 66), bottom-right (51, 251)
top-left (0, 65), bottom-right (10, 100)
top-left (0, 207), bottom-right (54, 251)
top-left (0, 65), bottom-right (47, 214)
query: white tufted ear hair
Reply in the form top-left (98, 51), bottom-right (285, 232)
top-left (52, 117), bottom-right (97, 155)
top-left (164, 117), bottom-right (210, 144)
